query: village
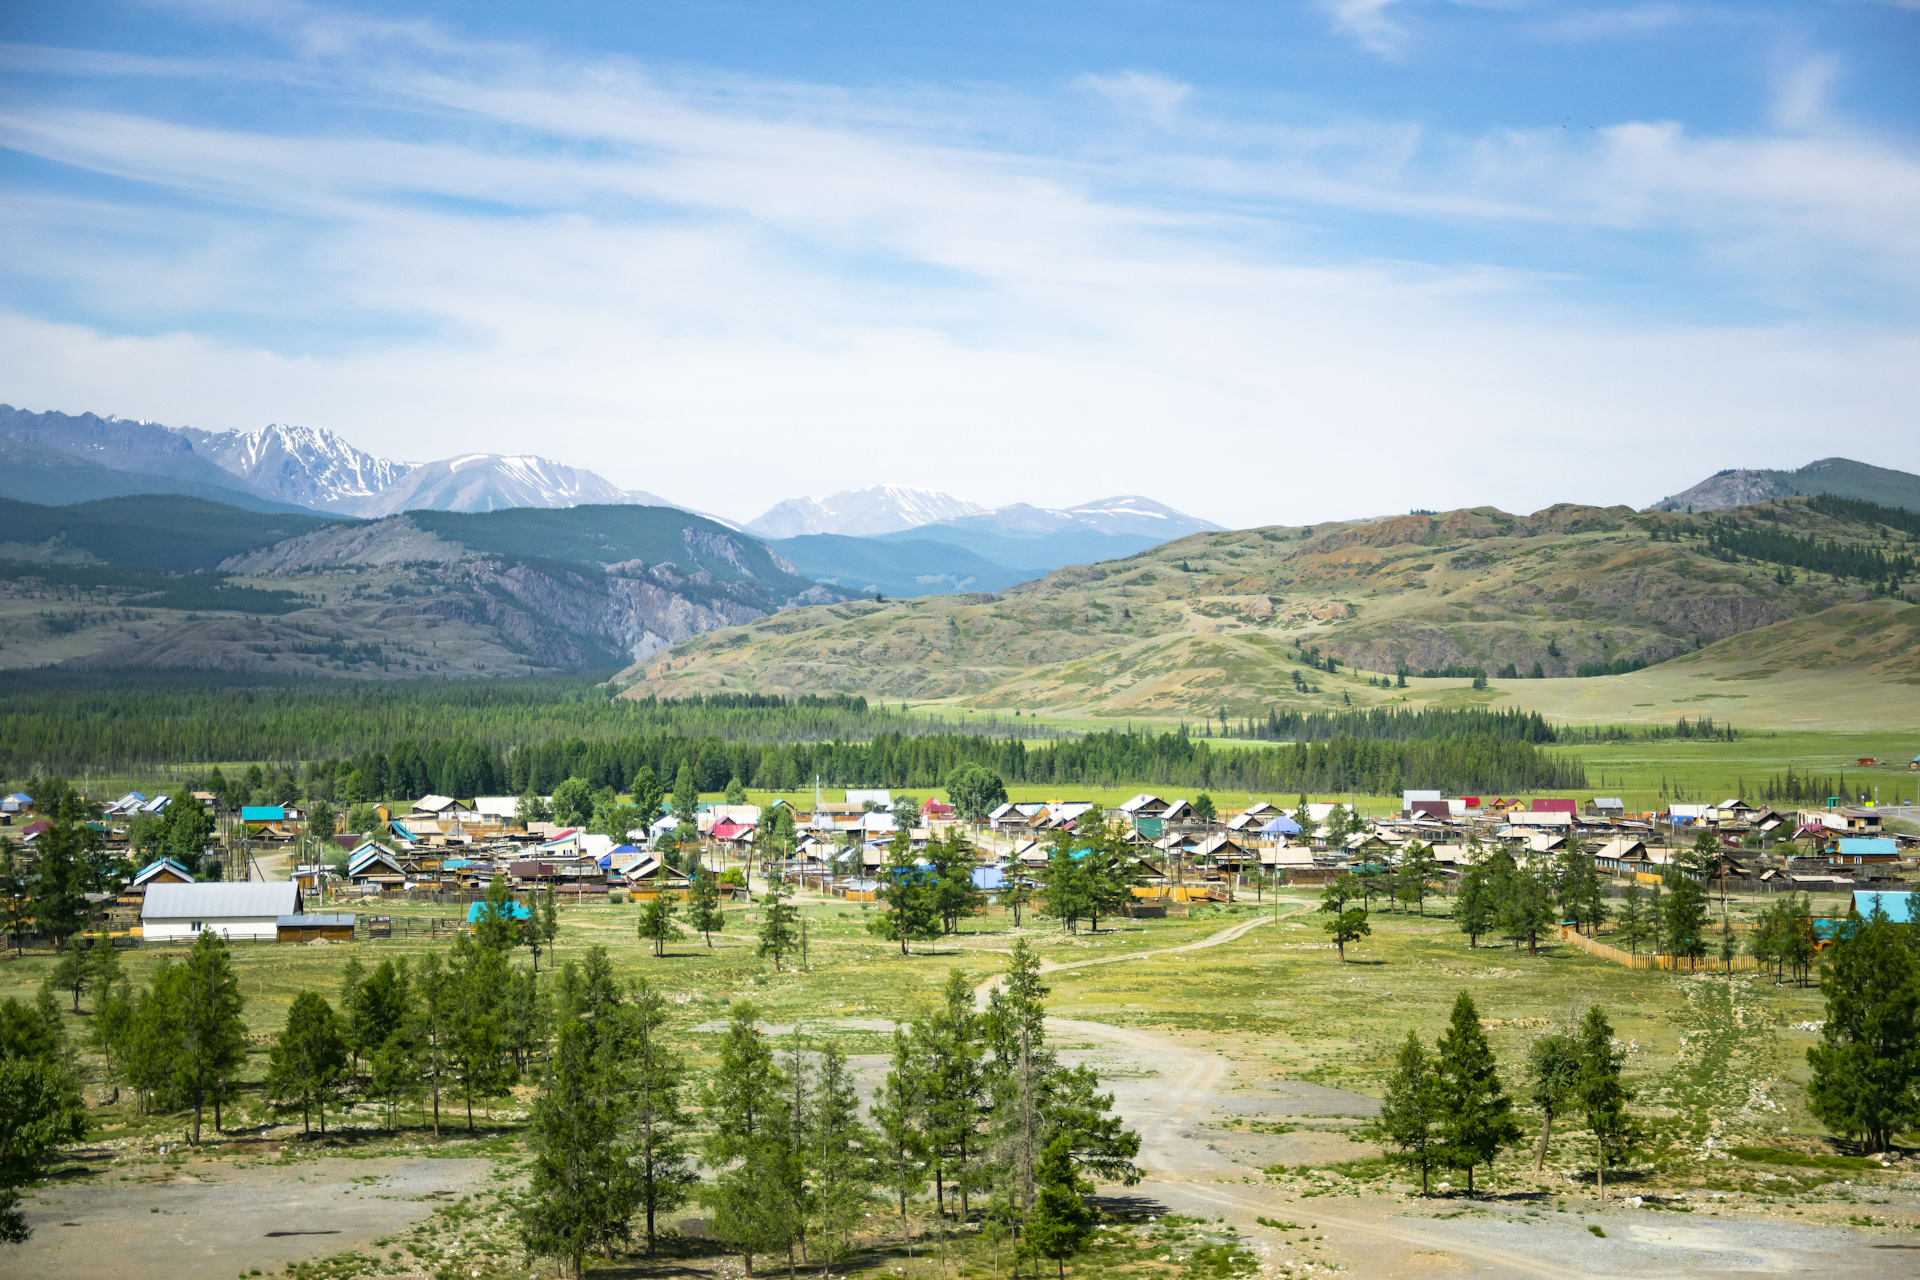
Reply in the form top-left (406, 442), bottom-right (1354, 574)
top-left (3, 778), bottom-right (1912, 950)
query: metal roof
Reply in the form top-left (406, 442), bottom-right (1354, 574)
top-left (279, 914), bottom-right (356, 927)
top-left (143, 882), bottom-right (301, 919)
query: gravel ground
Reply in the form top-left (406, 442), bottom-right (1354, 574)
top-left (17, 1154), bottom-right (491, 1279)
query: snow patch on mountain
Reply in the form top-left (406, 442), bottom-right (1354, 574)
top-left (746, 485), bottom-right (985, 538)
top-left (178, 422), bottom-right (417, 509)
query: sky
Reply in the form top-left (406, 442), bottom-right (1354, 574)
top-left (1, 0), bottom-right (1917, 528)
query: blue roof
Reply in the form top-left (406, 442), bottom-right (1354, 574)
top-left (1260, 816), bottom-right (1302, 834)
top-left (241, 806), bottom-right (286, 821)
top-left (1854, 890), bottom-right (1914, 925)
top-left (467, 900), bottom-right (532, 922)
top-left (1838, 838), bottom-right (1898, 856)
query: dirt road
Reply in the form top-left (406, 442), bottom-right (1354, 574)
top-left (1058, 1012), bottom-right (1911, 1278)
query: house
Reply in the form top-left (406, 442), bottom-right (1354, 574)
top-left (1507, 811), bottom-right (1573, 829)
top-left (1118, 794), bottom-right (1169, 819)
top-left (1405, 799), bottom-right (1451, 821)
top-left (105, 791), bottom-right (149, 816)
top-left (1587, 798), bottom-right (1625, 817)
top-left (1524, 830), bottom-right (1568, 856)
top-left (1191, 833), bottom-right (1253, 868)
top-left (347, 841), bottom-right (410, 890)
top-left (1830, 838), bottom-right (1900, 867)
top-left (1591, 836), bottom-right (1650, 875)
top-left (468, 899), bottom-right (533, 924)
top-left (142, 882), bottom-right (302, 942)
top-left (127, 857), bottom-right (195, 896)
top-left (1258, 815), bottom-right (1303, 839)
top-left (922, 800), bottom-right (955, 820)
top-left (410, 795), bottom-right (473, 820)
top-left (0, 792), bottom-right (32, 815)
top-left (1402, 789), bottom-right (1442, 807)
top-left (1834, 809), bottom-right (1884, 835)
top-left (473, 796), bottom-right (521, 822)
top-left (1531, 799), bottom-right (1577, 816)
top-left (240, 804), bottom-right (305, 831)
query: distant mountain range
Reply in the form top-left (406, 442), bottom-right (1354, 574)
top-left (0, 494), bottom-right (845, 679)
top-left (1654, 457), bottom-right (1920, 514)
top-left (745, 485), bottom-right (985, 538)
top-left (0, 405), bottom-right (1229, 598)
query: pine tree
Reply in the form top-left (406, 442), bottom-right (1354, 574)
top-left (1499, 861), bottom-right (1555, 956)
top-left (446, 934), bottom-right (515, 1131)
top-left (671, 764), bottom-right (700, 844)
top-left (0, 1056), bottom-right (87, 1242)
top-left (687, 869), bottom-right (726, 947)
top-left (1023, 1134), bottom-right (1094, 1279)
top-left (1453, 859), bottom-right (1496, 948)
top-left (918, 969), bottom-right (989, 1218)
top-left (758, 880), bottom-right (802, 971)
top-left (1661, 871), bottom-right (1709, 969)
top-left (1525, 1032), bottom-right (1581, 1171)
top-left (1806, 901), bottom-right (1920, 1152)
top-left (1575, 1007), bottom-right (1639, 1198)
top-left (1041, 835), bottom-right (1089, 934)
top-left (810, 1039), bottom-right (874, 1277)
top-left (701, 1003), bottom-right (796, 1277)
top-left (169, 930), bottom-right (248, 1143)
top-left (639, 893), bottom-right (683, 957)
top-left (869, 1027), bottom-right (930, 1232)
top-left (266, 991), bottom-right (349, 1134)
top-left (519, 1019), bottom-right (630, 1279)
top-left (411, 951), bottom-right (453, 1136)
top-left (1375, 1031), bottom-right (1441, 1194)
top-left (869, 829), bottom-right (940, 955)
top-left (621, 978), bottom-right (696, 1252)
top-left (1399, 841), bottom-right (1437, 916)
top-left (1434, 991), bottom-right (1520, 1195)
top-left (1615, 884), bottom-right (1648, 956)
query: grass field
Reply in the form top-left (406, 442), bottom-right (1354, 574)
top-left (13, 873), bottom-right (1914, 1280)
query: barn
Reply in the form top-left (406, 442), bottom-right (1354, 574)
top-left (141, 882), bottom-right (303, 942)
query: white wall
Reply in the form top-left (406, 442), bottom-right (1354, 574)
top-left (141, 918), bottom-right (279, 942)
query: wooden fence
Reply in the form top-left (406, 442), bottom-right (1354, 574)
top-left (1557, 924), bottom-right (1758, 972)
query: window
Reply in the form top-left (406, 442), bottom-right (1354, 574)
top-left (190, 921), bottom-right (202, 930)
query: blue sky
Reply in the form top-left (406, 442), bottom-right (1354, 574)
top-left (1, 0), bottom-right (1916, 526)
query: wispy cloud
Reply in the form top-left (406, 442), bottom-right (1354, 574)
top-left (1326, 0), bottom-right (1415, 56)
top-left (0, 13), bottom-right (1915, 523)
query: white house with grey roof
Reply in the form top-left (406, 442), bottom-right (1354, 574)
top-left (141, 882), bottom-right (302, 942)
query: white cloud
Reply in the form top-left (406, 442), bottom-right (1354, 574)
top-left (0, 28), bottom-right (1916, 527)
top-left (1326, 0), bottom-right (1415, 55)
top-left (1078, 71), bottom-right (1194, 130)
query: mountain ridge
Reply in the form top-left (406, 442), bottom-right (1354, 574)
top-left (621, 495), bottom-right (1920, 719)
top-left (1653, 457), bottom-right (1920, 514)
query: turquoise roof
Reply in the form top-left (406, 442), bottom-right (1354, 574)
top-left (468, 900), bottom-right (532, 922)
top-left (1853, 890), bottom-right (1914, 925)
top-left (1838, 838), bottom-right (1898, 856)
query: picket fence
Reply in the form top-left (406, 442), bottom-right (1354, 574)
top-left (1556, 924), bottom-right (1758, 972)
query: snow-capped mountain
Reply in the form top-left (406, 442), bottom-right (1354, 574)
top-left (746, 486), bottom-right (986, 538)
top-left (176, 423), bottom-right (418, 510)
top-left (905, 495), bottom-right (1220, 541)
top-left (351, 453), bottom-right (672, 518)
top-left (173, 420), bottom-right (712, 521)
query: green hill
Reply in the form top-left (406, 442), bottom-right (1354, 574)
top-left (620, 496), bottom-right (1920, 726)
top-left (0, 494), bottom-right (347, 572)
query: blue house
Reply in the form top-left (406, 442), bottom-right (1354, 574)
top-left (468, 900), bottom-right (533, 923)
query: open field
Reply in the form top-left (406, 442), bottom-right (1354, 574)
top-left (7, 880), bottom-right (1917, 1279)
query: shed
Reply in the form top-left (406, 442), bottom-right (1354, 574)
top-left (142, 882), bottom-right (301, 942)
top-left (278, 914), bottom-right (355, 942)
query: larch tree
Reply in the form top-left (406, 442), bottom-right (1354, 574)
top-left (266, 991), bottom-right (349, 1135)
top-left (1376, 1031), bottom-right (1441, 1194)
top-left (1806, 901), bottom-right (1920, 1152)
top-left (1575, 1007), bottom-right (1639, 1198)
top-left (1434, 991), bottom-right (1520, 1195)
top-left (1022, 1134), bottom-right (1094, 1279)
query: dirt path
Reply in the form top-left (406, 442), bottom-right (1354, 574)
top-left (973, 908), bottom-right (1300, 1010)
top-left (995, 910), bottom-right (1910, 1280)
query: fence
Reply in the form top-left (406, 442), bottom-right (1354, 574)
top-left (1557, 924), bottom-right (1757, 972)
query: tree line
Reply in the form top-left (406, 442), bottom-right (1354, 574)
top-left (0, 676), bottom-right (1048, 778)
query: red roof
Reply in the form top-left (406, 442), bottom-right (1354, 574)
top-left (1532, 799), bottom-right (1577, 814)
top-left (711, 819), bottom-right (755, 840)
